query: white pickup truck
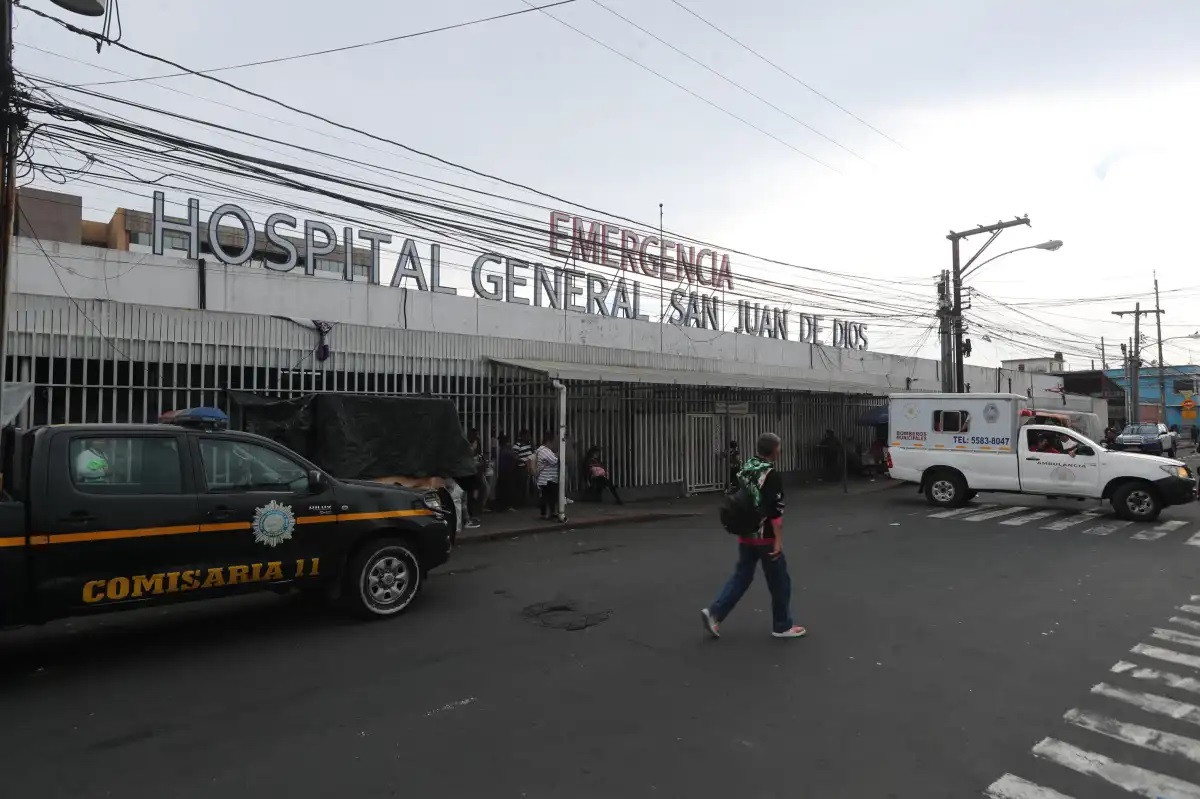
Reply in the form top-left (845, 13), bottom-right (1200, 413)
top-left (887, 393), bottom-right (1196, 522)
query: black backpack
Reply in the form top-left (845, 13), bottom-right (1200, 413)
top-left (719, 469), bottom-right (770, 536)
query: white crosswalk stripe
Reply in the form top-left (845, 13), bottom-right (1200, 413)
top-left (1152, 627), bottom-right (1200, 650)
top-left (1112, 660), bottom-right (1200, 696)
top-left (963, 506), bottom-right (1030, 522)
top-left (1091, 682), bottom-right (1200, 725)
top-left (1170, 616), bottom-right (1200, 632)
top-left (1000, 509), bottom-right (1063, 526)
top-left (1179, 605), bottom-right (1200, 616)
top-left (1064, 707), bottom-right (1200, 765)
top-left (1186, 531), bottom-right (1200, 547)
top-left (1130, 643), bottom-right (1200, 671)
top-left (984, 773), bottom-right (1074, 798)
top-left (1133, 519), bottom-right (1189, 541)
top-left (1042, 511), bottom-right (1103, 531)
top-left (928, 504), bottom-right (995, 518)
top-left (1082, 520), bottom-right (1133, 536)
top-left (1032, 737), bottom-right (1200, 798)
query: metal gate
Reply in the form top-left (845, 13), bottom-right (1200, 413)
top-left (727, 414), bottom-right (759, 469)
top-left (686, 413), bottom-right (724, 494)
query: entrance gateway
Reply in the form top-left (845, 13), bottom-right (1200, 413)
top-left (685, 412), bottom-right (758, 494)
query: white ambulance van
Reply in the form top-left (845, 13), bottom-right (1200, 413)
top-left (887, 393), bottom-right (1196, 522)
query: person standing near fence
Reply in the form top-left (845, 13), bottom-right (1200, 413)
top-left (535, 431), bottom-right (561, 521)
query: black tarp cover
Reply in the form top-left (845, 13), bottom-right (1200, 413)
top-left (226, 392), bottom-right (475, 479)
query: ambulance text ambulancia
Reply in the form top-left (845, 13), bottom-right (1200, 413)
top-left (887, 393), bottom-right (1197, 522)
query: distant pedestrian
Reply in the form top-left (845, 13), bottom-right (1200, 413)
top-left (701, 432), bottom-right (806, 640)
top-left (535, 432), bottom-right (560, 521)
top-left (583, 445), bottom-right (622, 504)
top-left (726, 440), bottom-right (740, 490)
top-left (513, 429), bottom-right (534, 506)
top-left (493, 434), bottom-right (519, 511)
top-left (1191, 425), bottom-right (1199, 448)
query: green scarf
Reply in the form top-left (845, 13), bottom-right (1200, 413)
top-left (737, 456), bottom-right (773, 507)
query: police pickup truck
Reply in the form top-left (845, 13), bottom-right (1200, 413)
top-left (0, 424), bottom-right (452, 628)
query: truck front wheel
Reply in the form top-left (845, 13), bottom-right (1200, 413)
top-left (1112, 483), bottom-right (1163, 522)
top-left (925, 470), bottom-right (968, 508)
top-left (345, 537), bottom-right (423, 619)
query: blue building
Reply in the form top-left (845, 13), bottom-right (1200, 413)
top-left (1104, 365), bottom-right (1200, 429)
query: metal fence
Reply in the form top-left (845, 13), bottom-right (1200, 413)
top-left (8, 297), bottom-right (886, 493)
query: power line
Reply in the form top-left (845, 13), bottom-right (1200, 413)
top-left (516, 0), bottom-right (838, 171)
top-left (20, 71), bottom-right (930, 303)
top-left (585, 0), bottom-right (867, 163)
top-left (75, 0), bottom-right (581, 87)
top-left (664, 0), bottom-right (904, 149)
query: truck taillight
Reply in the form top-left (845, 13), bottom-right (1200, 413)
top-left (886, 451), bottom-right (893, 469)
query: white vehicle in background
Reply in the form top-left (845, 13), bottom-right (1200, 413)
top-left (886, 393), bottom-right (1196, 522)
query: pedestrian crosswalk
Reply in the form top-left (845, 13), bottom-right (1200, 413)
top-left (984, 600), bottom-right (1200, 798)
top-left (920, 503), bottom-right (1200, 544)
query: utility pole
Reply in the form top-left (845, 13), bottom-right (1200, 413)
top-left (1113, 304), bottom-right (1164, 424)
top-left (0, 0), bottom-right (18, 436)
top-left (1121, 342), bottom-right (1130, 424)
top-left (949, 217), bottom-right (1031, 392)
top-left (1100, 337), bottom-right (1107, 370)
top-left (1155, 274), bottom-right (1167, 425)
top-left (936, 270), bottom-right (952, 391)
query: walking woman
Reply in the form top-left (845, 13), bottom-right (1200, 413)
top-left (535, 432), bottom-right (560, 521)
top-left (584, 445), bottom-right (622, 504)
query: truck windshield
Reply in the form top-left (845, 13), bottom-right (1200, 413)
top-left (1124, 425), bottom-right (1158, 436)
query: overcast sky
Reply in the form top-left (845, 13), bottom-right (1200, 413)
top-left (14, 0), bottom-right (1200, 368)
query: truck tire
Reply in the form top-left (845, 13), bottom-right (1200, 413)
top-left (925, 470), bottom-right (968, 508)
top-left (1112, 482), bottom-right (1163, 523)
top-left (965, 490), bottom-right (979, 501)
top-left (345, 537), bottom-right (423, 619)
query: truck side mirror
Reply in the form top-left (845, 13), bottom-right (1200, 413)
top-left (307, 470), bottom-right (325, 493)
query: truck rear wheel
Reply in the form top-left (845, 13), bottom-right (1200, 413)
top-left (345, 537), bottom-right (423, 619)
top-left (925, 470), bottom-right (968, 508)
top-left (1112, 483), bottom-right (1162, 522)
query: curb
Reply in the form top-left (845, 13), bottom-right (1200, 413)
top-left (457, 481), bottom-right (904, 545)
top-left (456, 510), bottom-right (704, 545)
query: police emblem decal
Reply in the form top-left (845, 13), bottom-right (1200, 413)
top-left (983, 403), bottom-right (1000, 424)
top-left (252, 500), bottom-right (296, 548)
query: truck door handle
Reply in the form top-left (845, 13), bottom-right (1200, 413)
top-left (208, 507), bottom-right (233, 521)
top-left (59, 512), bottom-right (96, 526)
top-left (1025, 457), bottom-right (1040, 462)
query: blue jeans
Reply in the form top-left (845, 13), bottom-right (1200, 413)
top-left (708, 544), bottom-right (794, 633)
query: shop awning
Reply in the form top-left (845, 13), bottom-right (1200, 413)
top-left (488, 357), bottom-right (886, 396)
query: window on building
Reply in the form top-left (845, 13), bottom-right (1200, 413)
top-left (199, 438), bottom-right (309, 493)
top-left (932, 410), bottom-right (970, 433)
top-left (129, 231), bottom-right (151, 246)
top-left (1174, 378), bottom-right (1196, 394)
top-left (162, 232), bottom-right (191, 251)
top-left (69, 436), bottom-right (183, 494)
top-left (314, 257), bottom-right (341, 273)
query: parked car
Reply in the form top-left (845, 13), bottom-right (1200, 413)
top-left (1113, 423), bottom-right (1178, 457)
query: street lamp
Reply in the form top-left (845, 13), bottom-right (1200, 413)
top-left (47, 0), bottom-right (107, 15)
top-left (962, 240), bottom-right (1063, 280)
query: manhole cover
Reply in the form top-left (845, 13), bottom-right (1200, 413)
top-left (521, 601), bottom-right (612, 631)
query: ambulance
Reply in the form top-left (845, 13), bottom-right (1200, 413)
top-left (887, 393), bottom-right (1196, 522)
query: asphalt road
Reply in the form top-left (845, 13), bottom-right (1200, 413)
top-left (4, 487), bottom-right (1200, 799)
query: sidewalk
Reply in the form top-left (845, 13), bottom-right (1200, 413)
top-left (457, 475), bottom-right (904, 544)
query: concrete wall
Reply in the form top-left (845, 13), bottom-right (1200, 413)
top-left (16, 189), bottom-right (81, 246)
top-left (11, 238), bottom-right (1068, 401)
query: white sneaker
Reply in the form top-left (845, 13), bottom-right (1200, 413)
top-left (771, 626), bottom-right (807, 639)
top-left (700, 608), bottom-right (720, 639)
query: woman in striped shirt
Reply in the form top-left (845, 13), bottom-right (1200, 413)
top-left (535, 432), bottom-right (560, 521)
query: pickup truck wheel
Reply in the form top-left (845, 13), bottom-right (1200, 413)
top-left (965, 490), bottom-right (979, 501)
top-left (346, 538), bottom-right (422, 619)
top-left (1112, 483), bottom-right (1162, 522)
top-left (925, 471), bottom-right (968, 508)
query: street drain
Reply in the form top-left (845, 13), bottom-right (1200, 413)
top-left (521, 601), bottom-right (612, 631)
